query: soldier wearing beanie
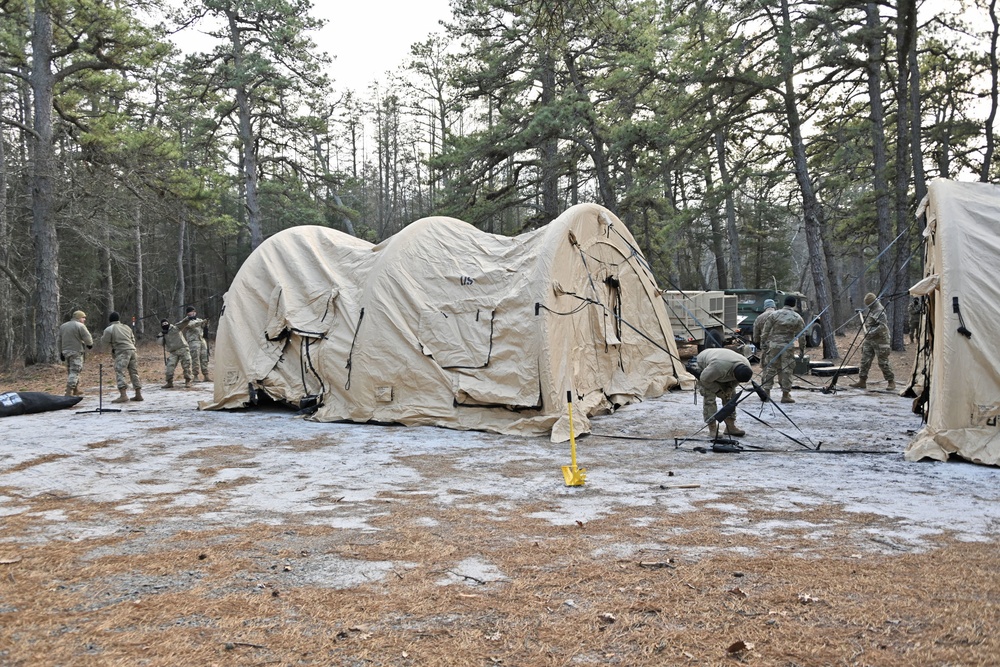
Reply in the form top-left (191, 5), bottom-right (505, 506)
top-left (59, 310), bottom-right (94, 396)
top-left (851, 292), bottom-right (895, 391)
top-left (696, 347), bottom-right (753, 438)
top-left (760, 295), bottom-right (806, 404)
top-left (101, 311), bottom-right (143, 403)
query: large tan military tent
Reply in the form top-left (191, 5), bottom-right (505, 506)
top-left (200, 203), bottom-right (693, 439)
top-left (905, 179), bottom-right (1000, 466)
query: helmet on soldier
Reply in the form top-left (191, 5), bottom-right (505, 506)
top-left (72, 310), bottom-right (86, 321)
top-left (864, 292), bottom-right (876, 306)
top-left (763, 299), bottom-right (776, 309)
top-left (783, 295), bottom-right (796, 307)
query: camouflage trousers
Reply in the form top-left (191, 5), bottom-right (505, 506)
top-left (166, 347), bottom-right (192, 382)
top-left (64, 352), bottom-right (84, 389)
top-left (700, 383), bottom-right (735, 423)
top-left (859, 340), bottom-right (894, 382)
top-left (761, 343), bottom-right (795, 392)
top-left (113, 350), bottom-right (142, 390)
top-left (187, 339), bottom-right (209, 376)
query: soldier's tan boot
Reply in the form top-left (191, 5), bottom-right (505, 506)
top-left (850, 377), bottom-right (867, 389)
top-left (73, 386), bottom-right (83, 396)
top-left (65, 384), bottom-right (74, 397)
top-left (202, 373), bottom-right (212, 382)
top-left (184, 377), bottom-right (193, 388)
top-left (131, 388), bottom-right (144, 402)
top-left (724, 417), bottom-right (745, 437)
top-left (886, 380), bottom-right (896, 391)
top-left (781, 390), bottom-right (795, 404)
top-left (708, 421), bottom-right (719, 438)
top-left (111, 388), bottom-right (129, 404)
top-left (162, 379), bottom-right (174, 389)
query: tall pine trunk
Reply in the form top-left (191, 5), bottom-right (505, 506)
top-left (29, 0), bottom-right (60, 364)
top-left (778, 0), bottom-right (838, 359)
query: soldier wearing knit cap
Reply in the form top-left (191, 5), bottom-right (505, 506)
top-left (59, 310), bottom-right (94, 396)
top-left (761, 295), bottom-right (805, 403)
top-left (101, 311), bottom-right (143, 403)
top-left (696, 347), bottom-right (753, 438)
top-left (851, 292), bottom-right (895, 391)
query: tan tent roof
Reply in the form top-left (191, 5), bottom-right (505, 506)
top-left (201, 203), bottom-right (694, 439)
top-left (905, 179), bottom-right (1000, 466)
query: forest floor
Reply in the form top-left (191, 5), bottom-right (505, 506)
top-left (1, 336), bottom-right (998, 666)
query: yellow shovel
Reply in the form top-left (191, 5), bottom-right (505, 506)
top-left (561, 390), bottom-right (587, 486)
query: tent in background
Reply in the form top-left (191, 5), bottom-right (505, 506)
top-left (905, 179), bottom-right (1000, 466)
top-left (201, 203), bottom-right (694, 440)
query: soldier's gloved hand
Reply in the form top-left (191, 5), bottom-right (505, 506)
top-left (87, 345), bottom-right (93, 349)
top-left (60, 353), bottom-right (65, 362)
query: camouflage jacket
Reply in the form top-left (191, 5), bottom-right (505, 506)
top-left (863, 302), bottom-right (890, 344)
top-left (762, 306), bottom-right (805, 347)
top-left (101, 322), bottom-right (136, 353)
top-left (162, 320), bottom-right (191, 353)
top-left (697, 348), bottom-right (751, 393)
top-left (59, 319), bottom-right (94, 355)
top-left (183, 318), bottom-right (207, 345)
top-left (752, 308), bottom-right (775, 346)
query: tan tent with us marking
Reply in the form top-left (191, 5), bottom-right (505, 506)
top-left (905, 180), bottom-right (1000, 466)
top-left (200, 203), bottom-right (693, 439)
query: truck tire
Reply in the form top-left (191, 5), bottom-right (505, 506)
top-left (807, 325), bottom-right (822, 348)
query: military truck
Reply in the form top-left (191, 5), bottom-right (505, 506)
top-left (725, 289), bottom-right (822, 347)
top-left (662, 290), bottom-right (739, 349)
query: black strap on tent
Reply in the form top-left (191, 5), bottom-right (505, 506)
top-left (344, 308), bottom-right (365, 391)
top-left (299, 337), bottom-right (326, 407)
top-left (606, 225), bottom-right (746, 346)
top-left (539, 294), bottom-right (685, 367)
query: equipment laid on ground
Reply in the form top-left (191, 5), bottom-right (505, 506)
top-left (0, 392), bottom-right (82, 418)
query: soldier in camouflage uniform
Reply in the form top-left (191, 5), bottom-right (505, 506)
top-left (182, 305), bottom-right (211, 382)
top-left (752, 299), bottom-right (777, 369)
top-left (696, 347), bottom-right (753, 437)
top-left (59, 310), bottom-right (94, 396)
top-left (160, 317), bottom-right (193, 389)
top-left (761, 295), bottom-right (806, 404)
top-left (851, 292), bottom-right (895, 390)
top-left (101, 312), bottom-right (143, 403)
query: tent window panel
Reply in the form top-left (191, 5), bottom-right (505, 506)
top-left (455, 360), bottom-right (542, 409)
top-left (418, 309), bottom-right (495, 369)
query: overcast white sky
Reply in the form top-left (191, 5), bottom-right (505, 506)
top-left (171, 0), bottom-right (453, 94)
top-left (316, 0), bottom-right (453, 93)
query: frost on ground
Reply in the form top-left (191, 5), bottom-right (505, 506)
top-left (2, 377), bottom-right (998, 557)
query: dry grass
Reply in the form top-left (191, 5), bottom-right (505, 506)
top-left (0, 483), bottom-right (996, 667)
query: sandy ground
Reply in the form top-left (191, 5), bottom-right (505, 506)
top-left (1, 341), bottom-right (998, 665)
